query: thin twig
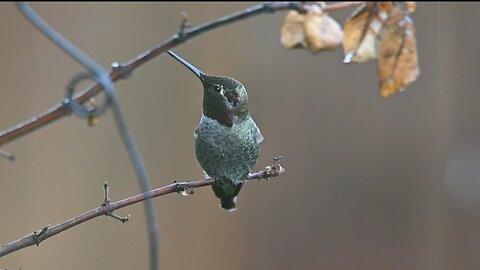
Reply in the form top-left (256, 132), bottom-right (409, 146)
top-left (0, 1), bottom-right (363, 147)
top-left (0, 162), bottom-right (285, 258)
top-left (102, 182), bottom-right (131, 223)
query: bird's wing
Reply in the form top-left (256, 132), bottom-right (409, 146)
top-left (252, 122), bottom-right (264, 144)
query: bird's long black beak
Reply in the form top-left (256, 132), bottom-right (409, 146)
top-left (167, 50), bottom-right (204, 80)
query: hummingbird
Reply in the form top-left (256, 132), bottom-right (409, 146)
top-left (167, 50), bottom-right (264, 211)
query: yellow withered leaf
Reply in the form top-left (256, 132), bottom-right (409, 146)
top-left (281, 10), bottom-right (308, 49)
top-left (304, 11), bottom-right (344, 53)
top-left (342, 4), bottom-right (382, 63)
top-left (377, 13), bottom-right (419, 97)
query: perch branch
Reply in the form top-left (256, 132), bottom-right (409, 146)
top-left (0, 1), bottom-right (363, 147)
top-left (0, 161), bottom-right (285, 257)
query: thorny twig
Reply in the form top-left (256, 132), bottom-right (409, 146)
top-left (102, 182), bottom-right (130, 223)
top-left (0, 160), bottom-right (285, 257)
top-left (0, 2), bottom-right (363, 147)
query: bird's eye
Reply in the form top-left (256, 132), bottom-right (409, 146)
top-left (213, 85), bottom-right (222, 93)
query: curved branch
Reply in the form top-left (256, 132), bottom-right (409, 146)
top-left (0, 162), bottom-right (285, 257)
top-left (0, 1), bottom-right (362, 147)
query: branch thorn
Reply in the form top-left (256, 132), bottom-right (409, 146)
top-left (107, 212), bottom-right (130, 223)
top-left (101, 181), bottom-right (130, 223)
top-left (178, 11), bottom-right (190, 39)
top-left (103, 181), bottom-right (110, 205)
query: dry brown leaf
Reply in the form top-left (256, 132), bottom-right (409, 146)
top-left (377, 13), bottom-right (419, 97)
top-left (281, 7), bottom-right (343, 54)
top-left (281, 2), bottom-right (420, 97)
top-left (406, 2), bottom-right (416, 13)
top-left (304, 11), bottom-right (344, 53)
top-left (342, 4), bottom-right (382, 63)
top-left (377, 2), bottom-right (396, 13)
top-left (281, 10), bottom-right (307, 49)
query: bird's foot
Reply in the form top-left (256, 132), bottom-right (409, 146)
top-left (175, 181), bottom-right (195, 196)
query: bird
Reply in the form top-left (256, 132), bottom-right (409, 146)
top-left (167, 50), bottom-right (264, 211)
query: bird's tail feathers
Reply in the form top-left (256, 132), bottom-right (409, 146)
top-left (212, 181), bottom-right (243, 212)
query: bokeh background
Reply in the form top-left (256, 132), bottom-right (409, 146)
top-left (0, 2), bottom-right (479, 270)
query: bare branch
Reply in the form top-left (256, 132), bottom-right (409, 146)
top-left (0, 1), bottom-right (363, 147)
top-left (0, 161), bottom-right (285, 257)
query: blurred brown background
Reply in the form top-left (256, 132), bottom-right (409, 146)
top-left (0, 2), bottom-right (479, 270)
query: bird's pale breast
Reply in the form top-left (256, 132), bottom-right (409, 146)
top-left (194, 114), bottom-right (262, 184)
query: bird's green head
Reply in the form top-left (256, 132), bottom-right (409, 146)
top-left (167, 50), bottom-right (248, 127)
